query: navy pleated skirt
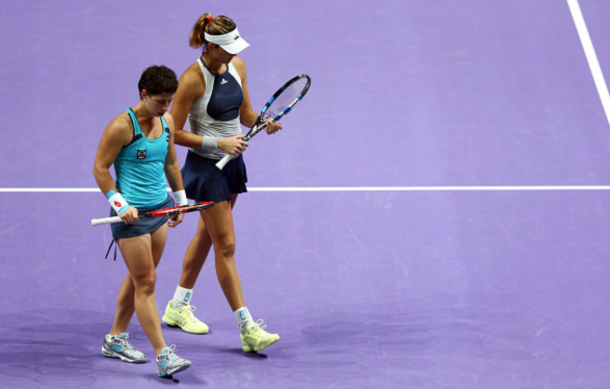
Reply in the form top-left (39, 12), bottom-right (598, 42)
top-left (181, 150), bottom-right (248, 203)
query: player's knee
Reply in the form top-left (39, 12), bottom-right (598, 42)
top-left (216, 241), bottom-right (236, 258)
top-left (133, 272), bottom-right (157, 294)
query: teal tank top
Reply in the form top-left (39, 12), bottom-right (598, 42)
top-left (114, 108), bottom-right (170, 209)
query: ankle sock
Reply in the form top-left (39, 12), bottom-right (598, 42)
top-left (234, 307), bottom-right (253, 332)
top-left (172, 285), bottom-right (193, 309)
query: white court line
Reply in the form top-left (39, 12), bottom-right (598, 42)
top-left (2, 186), bottom-right (610, 193)
top-left (250, 186), bottom-right (610, 192)
top-left (567, 0), bottom-right (610, 128)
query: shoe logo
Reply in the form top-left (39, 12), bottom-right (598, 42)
top-left (137, 150), bottom-right (147, 159)
top-left (161, 360), bottom-right (168, 368)
top-left (113, 345), bottom-right (123, 352)
top-left (184, 292), bottom-right (192, 302)
top-left (220, 78), bottom-right (228, 85)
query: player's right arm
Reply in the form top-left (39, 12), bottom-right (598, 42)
top-left (92, 114), bottom-right (139, 224)
top-left (171, 67), bottom-right (206, 149)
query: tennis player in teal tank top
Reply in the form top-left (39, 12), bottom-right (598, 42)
top-left (113, 108), bottom-right (172, 209)
top-left (92, 65), bottom-right (192, 378)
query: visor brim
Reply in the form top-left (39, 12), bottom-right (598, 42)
top-left (219, 38), bottom-right (250, 55)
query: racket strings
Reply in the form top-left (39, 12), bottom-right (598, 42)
top-left (266, 78), bottom-right (308, 117)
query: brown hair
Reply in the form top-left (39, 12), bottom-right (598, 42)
top-left (189, 13), bottom-right (237, 50)
top-left (138, 65), bottom-right (178, 98)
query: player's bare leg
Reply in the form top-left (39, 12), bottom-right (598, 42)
top-left (116, 228), bottom-right (167, 355)
top-left (163, 196), bottom-right (239, 334)
top-left (201, 197), bottom-right (279, 352)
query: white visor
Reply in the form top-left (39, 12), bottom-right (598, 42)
top-left (205, 28), bottom-right (250, 54)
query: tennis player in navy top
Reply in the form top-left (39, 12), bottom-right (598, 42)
top-left (93, 65), bottom-right (191, 377)
top-left (161, 12), bottom-right (281, 353)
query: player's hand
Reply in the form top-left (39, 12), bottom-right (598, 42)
top-left (168, 213), bottom-right (184, 228)
top-left (264, 119), bottom-right (282, 135)
top-left (119, 206), bottom-right (139, 224)
top-left (218, 135), bottom-right (249, 156)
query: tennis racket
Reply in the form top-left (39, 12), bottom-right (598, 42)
top-left (215, 74), bottom-right (311, 170)
top-left (91, 202), bottom-right (214, 226)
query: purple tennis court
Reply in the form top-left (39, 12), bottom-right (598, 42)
top-left (2, 0), bottom-right (610, 387)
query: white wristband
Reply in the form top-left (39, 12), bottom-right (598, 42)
top-left (201, 136), bottom-right (219, 150)
top-left (173, 190), bottom-right (188, 206)
top-left (107, 192), bottom-right (129, 215)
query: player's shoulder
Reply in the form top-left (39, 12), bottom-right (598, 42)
top-left (231, 56), bottom-right (246, 70)
top-left (108, 111), bottom-right (132, 132)
top-left (177, 62), bottom-right (205, 93)
top-left (162, 112), bottom-right (175, 129)
top-left (105, 111), bottom-right (133, 140)
top-left (231, 56), bottom-right (247, 80)
top-left (179, 61), bottom-right (203, 83)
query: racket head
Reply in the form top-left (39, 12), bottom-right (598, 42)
top-left (245, 74), bottom-right (311, 139)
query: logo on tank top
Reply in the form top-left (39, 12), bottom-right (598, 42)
top-left (137, 150), bottom-right (147, 159)
top-left (221, 78), bottom-right (228, 85)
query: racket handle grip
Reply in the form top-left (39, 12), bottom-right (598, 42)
top-left (91, 216), bottom-right (122, 226)
top-left (215, 154), bottom-right (235, 170)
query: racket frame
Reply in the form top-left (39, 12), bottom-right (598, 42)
top-left (91, 201), bottom-right (214, 226)
top-left (215, 74), bottom-right (311, 170)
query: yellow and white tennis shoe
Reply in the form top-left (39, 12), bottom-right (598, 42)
top-left (240, 320), bottom-right (280, 352)
top-left (162, 301), bottom-right (209, 334)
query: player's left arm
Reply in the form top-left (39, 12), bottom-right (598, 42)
top-left (163, 113), bottom-right (185, 227)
